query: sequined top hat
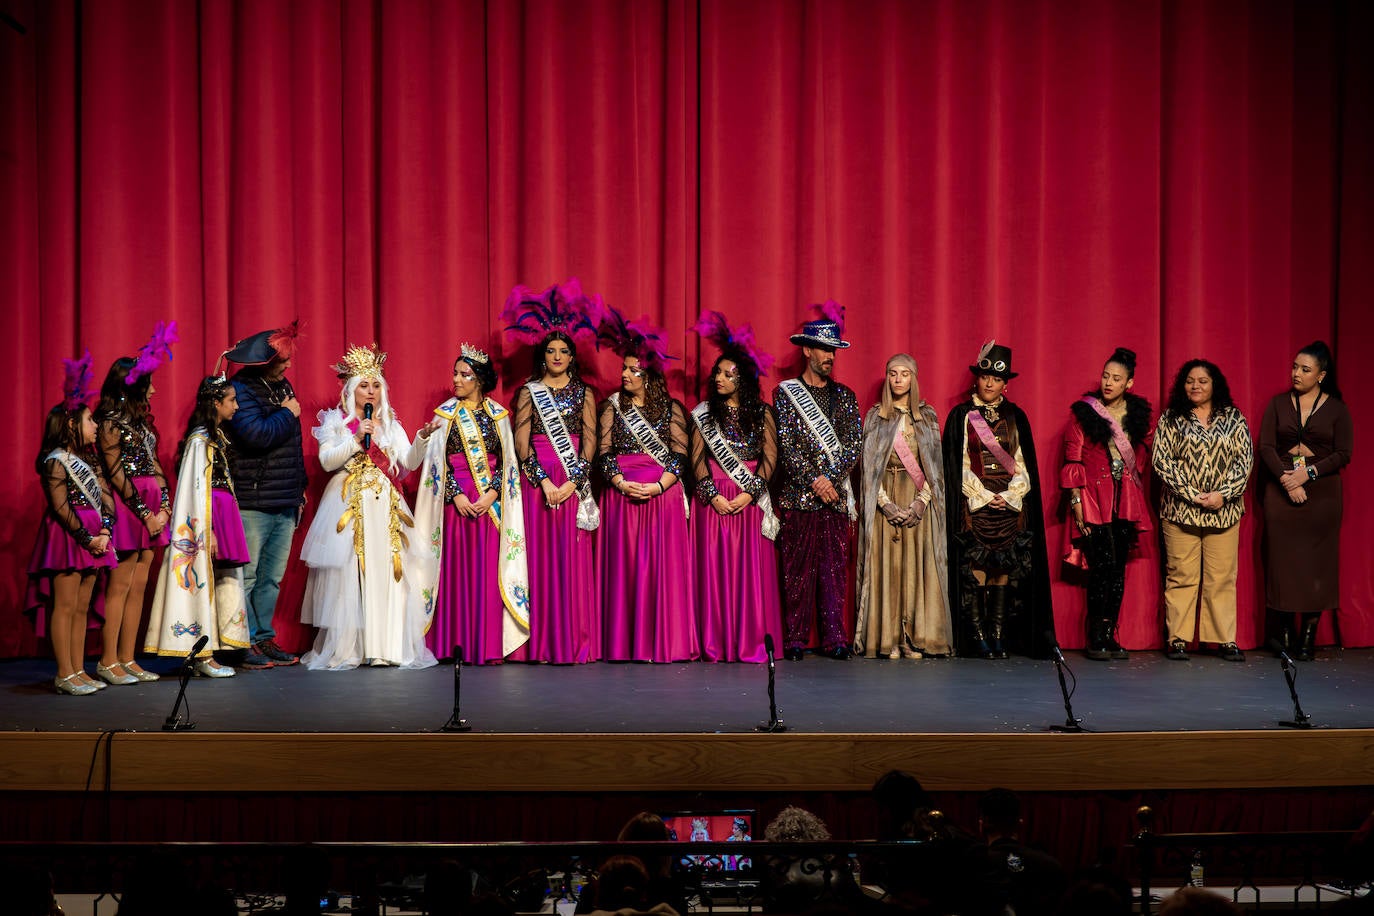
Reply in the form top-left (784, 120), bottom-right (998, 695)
top-left (968, 340), bottom-right (1018, 380)
top-left (788, 299), bottom-right (851, 349)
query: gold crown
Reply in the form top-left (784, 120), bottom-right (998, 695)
top-left (460, 342), bottom-right (490, 365)
top-left (333, 343), bottom-right (387, 379)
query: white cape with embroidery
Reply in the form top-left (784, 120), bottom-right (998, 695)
top-left (412, 397), bottom-right (530, 657)
top-left (298, 408), bottom-right (437, 670)
top-left (145, 429), bottom-right (250, 656)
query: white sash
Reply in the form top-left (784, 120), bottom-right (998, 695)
top-left (610, 393), bottom-right (689, 520)
top-left (47, 449), bottom-right (103, 514)
top-left (528, 382), bottom-right (599, 532)
top-left (690, 403), bottom-right (779, 540)
top-left (777, 379), bottom-right (856, 519)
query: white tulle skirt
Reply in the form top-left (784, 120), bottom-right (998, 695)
top-left (298, 470), bottom-right (437, 671)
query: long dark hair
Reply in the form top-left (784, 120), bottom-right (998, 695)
top-left (638, 367), bottom-right (672, 424)
top-left (177, 377), bottom-right (234, 472)
top-left (95, 356), bottom-right (157, 432)
top-left (1164, 358), bottom-right (1235, 419)
top-left (528, 330), bottom-right (583, 384)
top-left (34, 404), bottom-right (91, 475)
top-left (1297, 340), bottom-right (1342, 400)
top-left (705, 351), bottom-right (766, 431)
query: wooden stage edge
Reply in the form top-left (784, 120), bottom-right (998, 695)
top-left (3, 729), bottom-right (1372, 794)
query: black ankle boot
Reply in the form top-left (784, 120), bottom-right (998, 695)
top-left (1296, 613), bottom-right (1321, 661)
top-left (1085, 619), bottom-right (1111, 661)
top-left (986, 586), bottom-right (1009, 659)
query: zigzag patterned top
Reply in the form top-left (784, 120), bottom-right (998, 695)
top-left (1151, 406), bottom-right (1253, 528)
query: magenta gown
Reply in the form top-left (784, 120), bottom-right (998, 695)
top-left (598, 397), bottom-right (699, 662)
top-left (427, 411), bottom-right (508, 665)
top-left (26, 453), bottom-right (119, 634)
top-left (512, 381), bottom-right (601, 664)
top-left (689, 403), bottom-right (782, 662)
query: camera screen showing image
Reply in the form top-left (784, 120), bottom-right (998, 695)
top-left (660, 810), bottom-right (755, 874)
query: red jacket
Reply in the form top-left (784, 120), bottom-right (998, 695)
top-left (1060, 395), bottom-right (1154, 530)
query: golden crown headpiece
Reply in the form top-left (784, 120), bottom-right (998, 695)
top-left (333, 343), bottom-right (387, 379)
top-left (460, 342), bottom-right (490, 366)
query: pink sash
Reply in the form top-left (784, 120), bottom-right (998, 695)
top-left (891, 418), bottom-right (927, 491)
top-left (1081, 397), bottom-right (1140, 485)
top-left (966, 410), bottom-right (1019, 477)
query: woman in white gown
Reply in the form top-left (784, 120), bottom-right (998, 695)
top-left (299, 345), bottom-right (440, 670)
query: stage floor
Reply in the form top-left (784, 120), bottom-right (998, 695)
top-left (4, 650), bottom-right (1373, 796)
top-left (3, 648), bottom-right (1372, 734)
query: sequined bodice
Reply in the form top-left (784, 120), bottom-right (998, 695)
top-left (528, 380), bottom-right (587, 437)
top-left (706, 406), bottom-right (765, 460)
top-left (111, 418), bottom-right (159, 477)
top-left (446, 407), bottom-right (502, 458)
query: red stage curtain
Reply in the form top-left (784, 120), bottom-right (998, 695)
top-left (2, 0), bottom-right (1369, 657)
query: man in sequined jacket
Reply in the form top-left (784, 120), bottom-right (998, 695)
top-left (773, 314), bottom-right (862, 660)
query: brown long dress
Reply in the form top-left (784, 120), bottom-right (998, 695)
top-left (1258, 392), bottom-right (1353, 612)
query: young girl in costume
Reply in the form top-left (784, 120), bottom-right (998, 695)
top-left (145, 376), bottom-right (253, 675)
top-left (95, 321), bottom-right (179, 685)
top-left (29, 350), bottom-right (117, 695)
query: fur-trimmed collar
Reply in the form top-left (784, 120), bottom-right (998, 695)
top-left (1071, 392), bottom-right (1152, 446)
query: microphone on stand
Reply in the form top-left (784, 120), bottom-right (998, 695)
top-left (162, 634), bottom-right (210, 732)
top-left (441, 644), bottom-right (472, 732)
top-left (362, 402), bottom-right (374, 450)
top-left (1045, 631), bottom-right (1084, 733)
top-left (1268, 639), bottom-right (1312, 728)
top-left (756, 634), bottom-right (787, 732)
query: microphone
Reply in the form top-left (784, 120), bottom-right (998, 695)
top-left (362, 403), bottom-right (374, 450)
top-left (163, 634), bottom-right (211, 732)
top-left (441, 644), bottom-right (472, 732)
top-left (756, 634), bottom-right (786, 732)
top-left (1267, 639), bottom-right (1295, 669)
top-left (1044, 630), bottom-right (1066, 665)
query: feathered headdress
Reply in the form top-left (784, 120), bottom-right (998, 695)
top-left (589, 296), bottom-right (677, 374)
top-left (125, 320), bottom-right (180, 384)
top-left (500, 279), bottom-right (599, 347)
top-left (691, 310), bottom-right (775, 377)
top-left (62, 348), bottom-right (94, 411)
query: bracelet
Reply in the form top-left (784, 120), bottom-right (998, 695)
top-left (1069, 495), bottom-right (1081, 506)
top-left (658, 482), bottom-right (665, 495)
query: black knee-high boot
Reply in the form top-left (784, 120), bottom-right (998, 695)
top-left (1296, 612), bottom-right (1321, 661)
top-left (986, 585), bottom-right (1009, 659)
top-left (1104, 569), bottom-right (1128, 659)
top-left (968, 587), bottom-right (992, 659)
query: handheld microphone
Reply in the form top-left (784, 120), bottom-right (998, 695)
top-left (362, 403), bottom-right (374, 450)
top-left (1266, 639), bottom-right (1295, 669)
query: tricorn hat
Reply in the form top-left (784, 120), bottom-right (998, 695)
top-left (968, 340), bottom-right (1018, 380)
top-left (220, 321), bottom-right (301, 370)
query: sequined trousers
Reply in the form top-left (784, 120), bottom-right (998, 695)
top-left (778, 508), bottom-right (851, 651)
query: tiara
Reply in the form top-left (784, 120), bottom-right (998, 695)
top-left (460, 342), bottom-right (490, 365)
top-left (333, 343), bottom-right (387, 379)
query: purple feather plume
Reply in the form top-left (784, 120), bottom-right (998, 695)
top-left (125, 320), bottom-right (180, 384)
top-left (61, 348), bottom-right (94, 410)
top-left (501, 278), bottom-right (599, 346)
top-left (593, 299), bottom-right (677, 374)
top-left (691, 310), bottom-right (775, 376)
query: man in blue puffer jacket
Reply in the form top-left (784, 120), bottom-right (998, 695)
top-left (222, 324), bottom-right (308, 668)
